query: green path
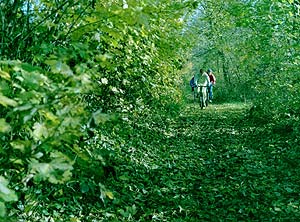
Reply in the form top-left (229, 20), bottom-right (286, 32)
top-left (97, 102), bottom-right (300, 221)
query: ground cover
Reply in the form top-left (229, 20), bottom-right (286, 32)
top-left (10, 102), bottom-right (299, 221)
top-left (88, 102), bottom-right (300, 221)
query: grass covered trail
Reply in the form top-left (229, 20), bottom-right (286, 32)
top-left (98, 102), bottom-right (300, 221)
top-left (14, 102), bottom-right (299, 221)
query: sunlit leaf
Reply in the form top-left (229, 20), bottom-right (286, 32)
top-left (101, 78), bottom-right (109, 85)
top-left (70, 217), bottom-right (80, 222)
top-left (0, 176), bottom-right (18, 202)
top-left (32, 122), bottom-right (49, 141)
top-left (0, 119), bottom-right (11, 133)
top-left (40, 110), bottom-right (59, 124)
top-left (105, 191), bottom-right (114, 200)
top-left (10, 140), bottom-right (29, 152)
top-left (0, 70), bottom-right (10, 81)
top-left (0, 94), bottom-right (18, 107)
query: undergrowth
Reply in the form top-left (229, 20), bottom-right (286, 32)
top-left (7, 102), bottom-right (300, 221)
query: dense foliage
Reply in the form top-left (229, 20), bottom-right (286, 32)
top-left (0, 0), bottom-right (196, 219)
top-left (190, 0), bottom-right (300, 126)
top-left (0, 0), bottom-right (299, 221)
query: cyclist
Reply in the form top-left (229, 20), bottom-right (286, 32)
top-left (207, 68), bottom-right (216, 102)
top-left (189, 75), bottom-right (197, 92)
top-left (195, 68), bottom-right (209, 89)
top-left (194, 69), bottom-right (210, 107)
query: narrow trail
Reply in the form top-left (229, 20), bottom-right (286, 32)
top-left (105, 102), bottom-right (300, 221)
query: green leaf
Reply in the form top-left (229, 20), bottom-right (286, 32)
top-left (29, 152), bottom-right (74, 184)
top-left (70, 217), bottom-right (80, 222)
top-left (40, 110), bottom-right (59, 124)
top-left (45, 59), bottom-right (73, 75)
top-left (80, 182), bottom-right (90, 193)
top-left (0, 176), bottom-right (18, 202)
top-left (92, 110), bottom-right (111, 125)
top-left (32, 122), bottom-right (49, 141)
top-left (0, 119), bottom-right (11, 133)
top-left (10, 140), bottom-right (28, 152)
top-left (20, 63), bottom-right (43, 73)
top-left (119, 174), bottom-right (130, 181)
top-left (0, 202), bottom-right (6, 217)
top-left (30, 161), bottom-right (52, 182)
top-left (105, 191), bottom-right (114, 200)
top-left (0, 70), bottom-right (10, 81)
top-left (0, 94), bottom-right (18, 107)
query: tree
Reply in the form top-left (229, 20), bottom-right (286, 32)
top-left (0, 0), bottom-right (198, 218)
top-left (188, 0), bottom-right (300, 115)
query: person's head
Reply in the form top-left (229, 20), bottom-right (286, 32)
top-left (207, 68), bottom-right (212, 74)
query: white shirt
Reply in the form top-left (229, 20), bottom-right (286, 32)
top-left (195, 72), bottom-right (209, 87)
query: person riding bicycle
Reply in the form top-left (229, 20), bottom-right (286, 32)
top-left (195, 69), bottom-right (209, 89)
top-left (207, 68), bottom-right (216, 102)
top-left (189, 75), bottom-right (197, 92)
top-left (194, 68), bottom-right (209, 97)
top-left (193, 68), bottom-right (209, 108)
